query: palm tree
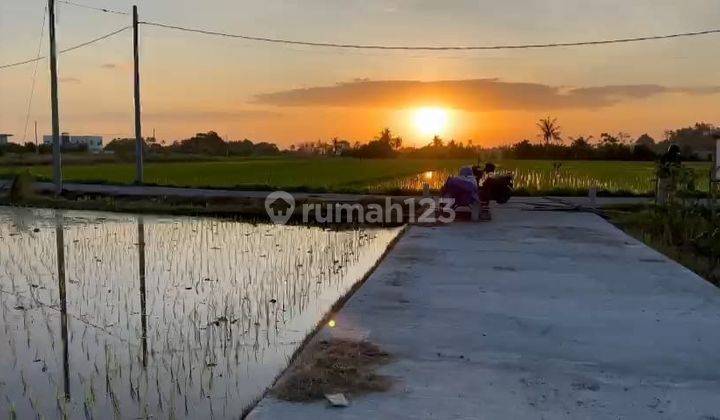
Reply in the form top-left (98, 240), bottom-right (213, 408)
top-left (537, 117), bottom-right (562, 144)
top-left (390, 135), bottom-right (402, 150)
top-left (376, 128), bottom-right (402, 150)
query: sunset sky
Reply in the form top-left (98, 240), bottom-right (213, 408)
top-left (1, 0), bottom-right (719, 148)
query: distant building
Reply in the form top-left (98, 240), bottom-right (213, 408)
top-left (43, 132), bottom-right (103, 153)
top-left (0, 133), bottom-right (12, 145)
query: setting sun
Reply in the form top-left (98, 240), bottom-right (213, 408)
top-left (413, 107), bottom-right (449, 136)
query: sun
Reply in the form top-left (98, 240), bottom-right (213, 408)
top-left (413, 107), bottom-right (449, 136)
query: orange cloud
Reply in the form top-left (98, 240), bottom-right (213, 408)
top-left (253, 79), bottom-right (720, 111)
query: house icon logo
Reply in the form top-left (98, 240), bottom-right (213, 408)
top-left (265, 191), bottom-right (295, 224)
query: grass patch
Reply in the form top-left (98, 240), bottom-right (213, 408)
top-left (0, 157), bottom-right (711, 196)
top-left (0, 157), bottom-right (453, 192)
top-left (606, 204), bottom-right (720, 286)
top-left (271, 339), bottom-right (393, 402)
top-left (8, 172), bottom-right (36, 204)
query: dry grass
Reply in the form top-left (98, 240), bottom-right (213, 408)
top-left (272, 339), bottom-right (393, 402)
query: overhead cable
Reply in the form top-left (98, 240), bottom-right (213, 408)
top-left (140, 21), bottom-right (720, 50)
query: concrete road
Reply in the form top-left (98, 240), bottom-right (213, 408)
top-left (248, 203), bottom-right (720, 419)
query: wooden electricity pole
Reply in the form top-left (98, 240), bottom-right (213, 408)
top-left (48, 0), bottom-right (62, 193)
top-left (34, 121), bottom-right (39, 154)
top-left (133, 5), bottom-right (144, 184)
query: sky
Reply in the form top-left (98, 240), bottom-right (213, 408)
top-left (1, 0), bottom-right (719, 148)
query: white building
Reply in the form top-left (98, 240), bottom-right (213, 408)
top-left (43, 133), bottom-right (103, 153)
top-left (0, 133), bottom-right (12, 145)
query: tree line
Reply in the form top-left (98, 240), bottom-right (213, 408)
top-left (289, 120), bottom-right (718, 161)
top-left (2, 120), bottom-right (717, 161)
top-left (104, 131), bottom-right (280, 158)
top-left (505, 119), bottom-right (717, 161)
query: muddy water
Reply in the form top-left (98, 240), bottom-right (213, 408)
top-left (0, 207), bottom-right (401, 419)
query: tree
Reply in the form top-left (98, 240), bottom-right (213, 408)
top-left (376, 128), bottom-right (402, 150)
top-left (632, 144), bottom-right (656, 160)
top-left (105, 138), bottom-right (148, 156)
top-left (252, 142), bottom-right (280, 155)
top-left (348, 128), bottom-right (399, 158)
top-left (616, 132), bottom-right (632, 144)
top-left (511, 139), bottom-right (535, 159)
top-left (172, 131), bottom-right (226, 155)
top-left (570, 135), bottom-right (592, 148)
top-left (227, 139), bottom-right (254, 155)
top-left (568, 135), bottom-right (593, 159)
top-left (390, 136), bottom-right (402, 150)
top-left (377, 128), bottom-right (392, 142)
top-left (635, 133), bottom-right (655, 146)
top-left (330, 138), bottom-right (351, 155)
top-left (431, 135), bottom-right (444, 148)
top-left (600, 132), bottom-right (619, 145)
top-left (537, 116), bottom-right (562, 144)
top-left (661, 122), bottom-right (718, 157)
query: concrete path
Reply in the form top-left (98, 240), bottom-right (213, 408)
top-left (248, 201), bottom-right (720, 419)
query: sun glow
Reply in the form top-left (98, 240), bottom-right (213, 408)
top-left (413, 107), bottom-right (449, 136)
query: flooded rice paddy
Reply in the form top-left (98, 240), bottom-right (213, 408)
top-left (0, 206), bottom-right (401, 419)
top-left (370, 167), bottom-right (655, 195)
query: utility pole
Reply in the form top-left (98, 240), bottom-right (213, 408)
top-left (48, 0), bottom-right (62, 194)
top-left (34, 121), bottom-right (39, 154)
top-left (133, 5), bottom-right (144, 184)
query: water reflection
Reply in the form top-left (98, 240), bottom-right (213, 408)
top-left (56, 212), bottom-right (70, 401)
top-left (138, 217), bottom-right (148, 368)
top-left (0, 207), bottom-right (401, 419)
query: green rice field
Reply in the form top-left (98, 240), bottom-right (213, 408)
top-left (0, 157), bottom-right (712, 196)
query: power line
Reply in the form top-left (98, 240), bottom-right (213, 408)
top-left (22, 6), bottom-right (48, 143)
top-left (59, 25), bottom-right (130, 53)
top-left (2, 18), bottom-right (717, 72)
top-left (56, 0), bottom-right (128, 16)
top-left (0, 26), bottom-right (131, 70)
top-left (140, 21), bottom-right (720, 50)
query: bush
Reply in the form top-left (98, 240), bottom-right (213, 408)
top-left (9, 172), bottom-right (35, 203)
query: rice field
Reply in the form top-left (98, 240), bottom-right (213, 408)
top-left (370, 160), bottom-right (712, 196)
top-left (0, 206), bottom-right (401, 418)
top-left (0, 157), bottom-right (711, 196)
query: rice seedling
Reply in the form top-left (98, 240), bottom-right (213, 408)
top-left (2, 157), bottom-right (709, 196)
top-left (369, 160), bottom-right (710, 196)
top-left (0, 205), bottom-right (401, 418)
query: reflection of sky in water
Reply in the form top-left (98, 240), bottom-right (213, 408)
top-left (0, 207), bottom-right (401, 419)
